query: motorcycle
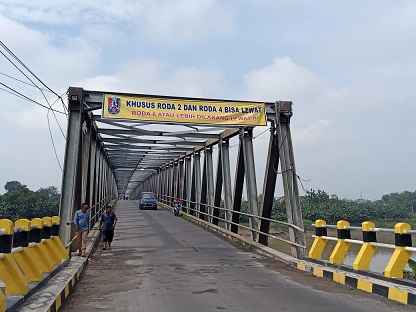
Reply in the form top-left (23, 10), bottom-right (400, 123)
top-left (173, 203), bottom-right (180, 216)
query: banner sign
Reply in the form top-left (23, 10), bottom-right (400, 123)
top-left (102, 94), bottom-right (267, 126)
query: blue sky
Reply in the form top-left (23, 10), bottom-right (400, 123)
top-left (1, 0), bottom-right (416, 200)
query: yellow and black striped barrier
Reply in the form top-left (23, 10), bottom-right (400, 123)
top-left (293, 262), bottom-right (416, 305)
top-left (307, 219), bottom-right (416, 304)
top-left (309, 219), bottom-right (416, 278)
top-left (0, 216), bottom-right (68, 310)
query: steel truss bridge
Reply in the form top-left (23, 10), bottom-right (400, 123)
top-left (59, 87), bottom-right (306, 258)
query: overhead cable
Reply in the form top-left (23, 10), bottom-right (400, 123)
top-left (0, 82), bottom-right (66, 114)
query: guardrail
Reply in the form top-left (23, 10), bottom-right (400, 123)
top-left (157, 194), bottom-right (306, 250)
top-left (0, 216), bottom-right (67, 312)
top-left (309, 219), bottom-right (415, 278)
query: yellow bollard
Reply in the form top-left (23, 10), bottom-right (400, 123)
top-left (51, 216), bottom-right (68, 260)
top-left (12, 219), bottom-right (43, 282)
top-left (329, 220), bottom-right (351, 264)
top-left (384, 223), bottom-right (412, 278)
top-left (0, 219), bottom-right (28, 295)
top-left (0, 288), bottom-right (5, 312)
top-left (308, 220), bottom-right (328, 259)
top-left (30, 218), bottom-right (54, 272)
top-left (353, 221), bottom-right (377, 270)
top-left (41, 217), bottom-right (61, 265)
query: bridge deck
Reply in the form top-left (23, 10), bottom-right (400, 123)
top-left (56, 201), bottom-right (413, 312)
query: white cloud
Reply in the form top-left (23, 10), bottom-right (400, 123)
top-left (142, 0), bottom-right (236, 43)
top-left (0, 0), bottom-right (235, 44)
top-left (243, 57), bottom-right (321, 102)
top-left (0, 0), bottom-right (144, 25)
top-left (325, 3), bottom-right (416, 72)
top-left (79, 59), bottom-right (226, 98)
top-left (0, 16), bottom-right (101, 90)
top-left (1, 1), bottom-right (416, 201)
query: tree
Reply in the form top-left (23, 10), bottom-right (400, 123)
top-left (0, 181), bottom-right (60, 221)
top-left (37, 186), bottom-right (59, 198)
top-left (4, 181), bottom-right (28, 192)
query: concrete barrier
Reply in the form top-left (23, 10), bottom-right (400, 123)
top-left (309, 219), bottom-right (415, 278)
top-left (0, 215), bottom-right (71, 310)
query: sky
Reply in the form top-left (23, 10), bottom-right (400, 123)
top-left (0, 0), bottom-right (416, 200)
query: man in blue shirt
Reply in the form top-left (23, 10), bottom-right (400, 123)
top-left (99, 205), bottom-right (117, 250)
top-left (73, 202), bottom-right (90, 257)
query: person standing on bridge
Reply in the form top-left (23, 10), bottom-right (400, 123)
top-left (73, 202), bottom-right (90, 257)
top-left (99, 205), bottom-right (117, 250)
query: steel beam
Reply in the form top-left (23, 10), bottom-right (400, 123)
top-left (185, 156), bottom-right (192, 214)
top-left (242, 128), bottom-right (259, 241)
top-left (213, 146), bottom-right (223, 226)
top-left (200, 154), bottom-right (207, 220)
top-left (221, 140), bottom-right (233, 230)
top-left (205, 147), bottom-right (214, 223)
top-left (194, 152), bottom-right (202, 218)
top-left (190, 156), bottom-right (196, 216)
top-left (231, 133), bottom-right (245, 234)
top-left (88, 127), bottom-right (98, 223)
top-left (276, 102), bottom-right (306, 259)
top-left (258, 125), bottom-right (279, 246)
top-left (59, 88), bottom-right (83, 246)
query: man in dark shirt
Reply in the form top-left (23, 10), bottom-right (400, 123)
top-left (99, 205), bottom-right (118, 250)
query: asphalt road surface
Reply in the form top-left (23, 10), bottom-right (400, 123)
top-left (60, 201), bottom-right (414, 312)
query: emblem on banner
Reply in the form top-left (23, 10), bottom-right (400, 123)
top-left (108, 97), bottom-right (121, 115)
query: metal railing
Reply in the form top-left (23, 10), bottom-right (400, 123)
top-left (156, 194), bottom-right (306, 249)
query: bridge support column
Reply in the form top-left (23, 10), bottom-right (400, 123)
top-left (221, 140), bottom-right (233, 230)
top-left (88, 128), bottom-right (98, 223)
top-left (258, 125), bottom-right (278, 246)
top-left (185, 156), bottom-right (192, 214)
top-left (213, 147), bottom-right (223, 226)
top-left (168, 162), bottom-right (174, 203)
top-left (200, 154), bottom-right (208, 220)
top-left (178, 159), bottom-right (185, 213)
top-left (231, 135), bottom-right (244, 234)
top-left (276, 102), bottom-right (306, 259)
top-left (59, 87), bottom-right (84, 247)
top-left (242, 128), bottom-right (259, 241)
top-left (194, 152), bottom-right (202, 218)
top-left (205, 147), bottom-right (215, 223)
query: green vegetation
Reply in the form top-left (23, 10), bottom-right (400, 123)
top-left (0, 180), bottom-right (60, 221)
top-left (2, 179), bottom-right (415, 226)
top-left (238, 189), bottom-right (415, 226)
top-left (300, 189), bottom-right (414, 225)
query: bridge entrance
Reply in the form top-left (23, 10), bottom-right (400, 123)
top-left (59, 87), bottom-right (306, 258)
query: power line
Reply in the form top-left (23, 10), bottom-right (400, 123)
top-left (0, 40), bottom-right (64, 100)
top-left (47, 109), bottom-right (63, 171)
top-left (0, 41), bottom-right (69, 174)
top-left (0, 82), bottom-right (66, 114)
top-left (0, 85), bottom-right (33, 102)
top-left (253, 127), bottom-right (270, 139)
top-left (0, 41), bottom-right (68, 124)
top-left (0, 71), bottom-right (51, 93)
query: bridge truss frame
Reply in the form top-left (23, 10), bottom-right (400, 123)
top-left (59, 87), bottom-right (306, 258)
